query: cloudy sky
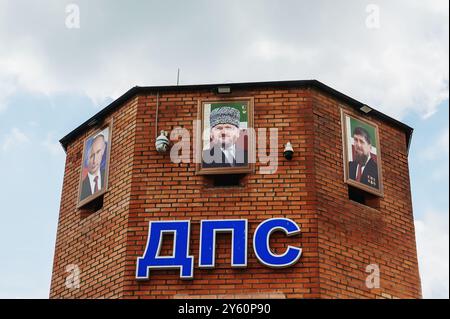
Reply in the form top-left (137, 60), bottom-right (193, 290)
top-left (0, 0), bottom-right (448, 298)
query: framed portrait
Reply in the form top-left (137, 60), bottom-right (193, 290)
top-left (341, 110), bottom-right (384, 196)
top-left (77, 122), bottom-right (112, 208)
top-left (196, 97), bottom-right (254, 175)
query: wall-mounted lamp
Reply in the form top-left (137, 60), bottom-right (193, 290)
top-left (284, 142), bottom-right (294, 160)
top-left (360, 105), bottom-right (372, 114)
top-left (217, 86), bottom-right (231, 94)
top-left (87, 119), bottom-right (99, 127)
top-left (155, 130), bottom-right (170, 153)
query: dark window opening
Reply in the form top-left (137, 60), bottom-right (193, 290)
top-left (204, 174), bottom-right (245, 188)
top-left (348, 185), bottom-right (380, 209)
top-left (80, 195), bottom-right (104, 218)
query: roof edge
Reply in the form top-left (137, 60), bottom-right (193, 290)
top-left (59, 80), bottom-right (413, 153)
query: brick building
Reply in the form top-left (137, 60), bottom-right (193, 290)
top-left (49, 80), bottom-right (422, 299)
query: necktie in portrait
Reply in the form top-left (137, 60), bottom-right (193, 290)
top-left (94, 176), bottom-right (99, 193)
top-left (356, 165), bottom-right (362, 182)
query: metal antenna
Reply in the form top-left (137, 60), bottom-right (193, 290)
top-left (177, 68), bottom-right (180, 85)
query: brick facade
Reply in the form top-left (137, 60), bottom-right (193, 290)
top-left (50, 82), bottom-right (421, 299)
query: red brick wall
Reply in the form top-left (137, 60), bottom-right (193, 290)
top-left (311, 88), bottom-right (421, 298)
top-left (50, 96), bottom-right (139, 298)
top-left (49, 86), bottom-right (421, 299)
top-left (122, 89), bottom-right (320, 298)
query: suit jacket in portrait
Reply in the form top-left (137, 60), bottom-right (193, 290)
top-left (80, 168), bottom-right (106, 202)
top-left (202, 146), bottom-right (248, 168)
top-left (349, 158), bottom-right (379, 189)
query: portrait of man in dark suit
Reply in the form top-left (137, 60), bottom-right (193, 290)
top-left (348, 126), bottom-right (379, 189)
top-left (79, 132), bottom-right (108, 202)
top-left (202, 106), bottom-right (248, 168)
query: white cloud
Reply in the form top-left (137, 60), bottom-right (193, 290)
top-left (421, 127), bottom-right (449, 159)
top-left (1, 128), bottom-right (30, 152)
top-left (0, 73), bottom-right (15, 113)
top-left (420, 127), bottom-right (449, 181)
top-left (415, 209), bottom-right (449, 298)
top-left (41, 133), bottom-right (64, 157)
top-left (248, 40), bottom-right (318, 62)
top-left (0, 0), bottom-right (447, 118)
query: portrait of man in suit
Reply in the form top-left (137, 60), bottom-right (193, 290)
top-left (78, 125), bottom-right (111, 206)
top-left (202, 106), bottom-right (248, 168)
top-left (348, 126), bottom-right (379, 189)
top-left (342, 110), bottom-right (383, 196)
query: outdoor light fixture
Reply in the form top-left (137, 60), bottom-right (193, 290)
top-left (217, 86), bottom-right (231, 94)
top-left (360, 104), bottom-right (372, 114)
top-left (155, 130), bottom-right (170, 153)
top-left (87, 119), bottom-right (99, 127)
top-left (284, 142), bottom-right (294, 160)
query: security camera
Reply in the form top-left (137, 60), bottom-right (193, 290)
top-left (284, 142), bottom-right (294, 160)
top-left (155, 130), bottom-right (170, 153)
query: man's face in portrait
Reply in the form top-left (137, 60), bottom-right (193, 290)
top-left (88, 135), bottom-right (106, 175)
top-left (210, 124), bottom-right (240, 148)
top-left (353, 133), bottom-right (371, 165)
